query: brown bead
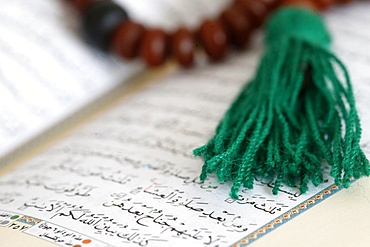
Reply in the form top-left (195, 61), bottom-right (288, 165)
top-left (111, 21), bottom-right (146, 59)
top-left (141, 29), bottom-right (168, 67)
top-left (260, 0), bottom-right (282, 11)
top-left (281, 0), bottom-right (319, 11)
top-left (172, 28), bottom-right (194, 68)
top-left (221, 5), bottom-right (252, 47)
top-left (199, 20), bottom-right (228, 61)
top-left (234, 0), bottom-right (269, 28)
top-left (313, 0), bottom-right (335, 10)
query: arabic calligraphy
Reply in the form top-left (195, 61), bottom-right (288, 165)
top-left (0, 192), bottom-right (20, 204)
top-left (25, 221), bottom-right (108, 247)
top-left (146, 163), bottom-right (220, 190)
top-left (0, 177), bottom-right (94, 197)
top-left (102, 200), bottom-right (223, 245)
top-left (51, 161), bottom-right (137, 186)
top-left (19, 198), bottom-right (159, 246)
top-left (253, 176), bottom-right (303, 198)
top-left (142, 185), bottom-right (249, 232)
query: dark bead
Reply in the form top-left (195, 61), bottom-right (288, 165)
top-left (221, 5), bottom-right (252, 47)
top-left (172, 28), bottom-right (194, 68)
top-left (141, 29), bottom-right (168, 67)
top-left (82, 1), bottom-right (128, 51)
top-left (67, 0), bottom-right (94, 13)
top-left (199, 20), bottom-right (228, 61)
top-left (235, 0), bottom-right (269, 28)
top-left (111, 21), bottom-right (146, 59)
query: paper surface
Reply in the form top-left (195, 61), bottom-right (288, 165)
top-left (0, 50), bottom-right (336, 246)
top-left (0, 2), bottom-right (370, 247)
top-left (0, 0), bottom-right (235, 158)
top-left (0, 1), bottom-right (142, 157)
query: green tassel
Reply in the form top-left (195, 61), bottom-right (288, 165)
top-left (194, 7), bottom-right (370, 199)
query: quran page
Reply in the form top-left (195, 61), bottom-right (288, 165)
top-left (0, 2), bottom-right (370, 247)
top-left (0, 0), bottom-right (142, 158)
top-left (0, 47), bottom-right (336, 246)
top-left (0, 0), bottom-right (231, 159)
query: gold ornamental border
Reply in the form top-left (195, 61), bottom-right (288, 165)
top-left (233, 184), bottom-right (340, 246)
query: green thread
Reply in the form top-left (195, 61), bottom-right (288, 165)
top-left (265, 6), bottom-right (331, 48)
top-left (194, 7), bottom-right (370, 199)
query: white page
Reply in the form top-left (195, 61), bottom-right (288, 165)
top-left (0, 0), bottom-right (232, 159)
top-left (0, 49), bottom-right (336, 246)
top-left (0, 0), bottom-right (143, 157)
top-left (0, 2), bottom-right (369, 247)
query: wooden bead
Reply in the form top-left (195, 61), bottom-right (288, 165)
top-left (82, 1), bottom-right (128, 51)
top-left (235, 0), bottom-right (269, 28)
top-left (111, 21), bottom-right (146, 59)
top-left (221, 5), bottom-right (252, 47)
top-left (172, 28), bottom-right (194, 68)
top-left (199, 20), bottom-right (228, 61)
top-left (281, 0), bottom-right (319, 11)
top-left (313, 0), bottom-right (335, 10)
top-left (260, 0), bottom-right (282, 11)
top-left (141, 29), bottom-right (168, 67)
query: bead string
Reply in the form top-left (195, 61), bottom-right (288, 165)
top-left (66, 0), bottom-right (354, 68)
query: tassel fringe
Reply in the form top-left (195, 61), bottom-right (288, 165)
top-left (194, 36), bottom-right (370, 199)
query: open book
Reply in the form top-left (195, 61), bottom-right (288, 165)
top-left (1, 1), bottom-right (370, 246)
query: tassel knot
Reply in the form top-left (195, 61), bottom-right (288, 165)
top-left (265, 7), bottom-right (331, 48)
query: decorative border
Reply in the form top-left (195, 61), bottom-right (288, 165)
top-left (232, 184), bottom-right (341, 246)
